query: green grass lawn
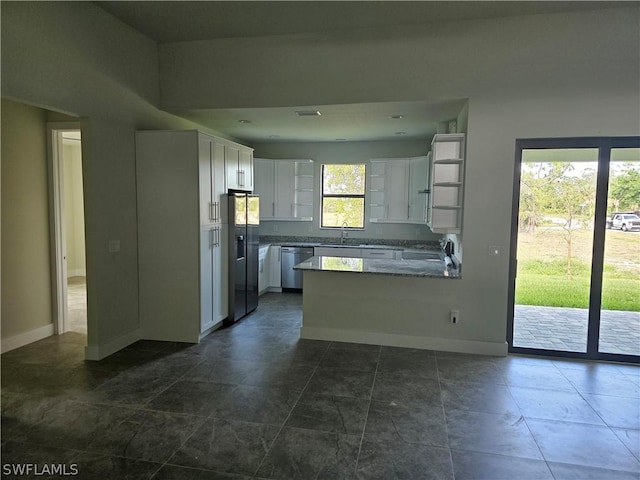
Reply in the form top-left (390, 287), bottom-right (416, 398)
top-left (516, 229), bottom-right (640, 312)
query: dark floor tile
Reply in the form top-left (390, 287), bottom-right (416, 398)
top-left (14, 400), bottom-right (138, 451)
top-left (436, 354), bottom-right (505, 385)
top-left (364, 399), bottom-right (448, 448)
top-left (240, 362), bottom-right (316, 390)
top-left (152, 464), bottom-right (250, 479)
top-left (561, 369), bottom-right (640, 398)
top-left (82, 372), bottom-right (177, 407)
top-left (215, 385), bottom-right (300, 425)
top-left (1, 363), bottom-right (118, 397)
top-left (328, 342), bottom-right (381, 353)
top-left (509, 386), bottom-right (604, 425)
top-left (86, 410), bottom-right (206, 463)
top-left (527, 418), bottom-right (640, 472)
top-left (306, 367), bottom-right (376, 399)
top-left (147, 380), bottom-right (233, 416)
top-left (320, 348), bottom-right (379, 372)
top-left (169, 417), bottom-right (279, 476)
top-left (612, 427), bottom-right (640, 460)
top-left (73, 452), bottom-right (160, 479)
top-left (355, 438), bottom-right (453, 480)
top-left (501, 363), bottom-right (576, 391)
top-left (582, 393), bottom-right (640, 429)
top-left (1, 392), bottom-right (77, 441)
top-left (377, 347), bottom-right (437, 377)
top-left (547, 461), bottom-right (640, 480)
top-left (86, 348), bottom-right (164, 373)
top-left (256, 426), bottom-right (360, 480)
top-left (125, 352), bottom-right (204, 379)
top-left (451, 449), bottom-right (554, 480)
top-left (441, 380), bottom-right (520, 415)
top-left (372, 371), bottom-right (441, 406)
top-left (285, 392), bottom-right (369, 435)
top-left (446, 410), bottom-right (543, 460)
top-left (1, 440), bottom-right (81, 478)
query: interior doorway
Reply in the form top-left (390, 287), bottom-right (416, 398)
top-left (508, 137), bottom-right (640, 363)
top-left (48, 125), bottom-right (87, 335)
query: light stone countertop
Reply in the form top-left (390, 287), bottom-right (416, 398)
top-left (293, 255), bottom-right (460, 279)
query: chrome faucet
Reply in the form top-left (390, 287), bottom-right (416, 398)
top-left (340, 221), bottom-right (349, 244)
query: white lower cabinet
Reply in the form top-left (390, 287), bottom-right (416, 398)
top-left (268, 246), bottom-right (282, 291)
top-left (258, 245), bottom-right (270, 295)
top-left (200, 225), bottom-right (228, 332)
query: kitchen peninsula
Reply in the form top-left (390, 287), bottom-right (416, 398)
top-left (295, 254), bottom-right (507, 356)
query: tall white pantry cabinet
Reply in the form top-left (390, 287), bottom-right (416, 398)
top-left (136, 130), bottom-right (253, 343)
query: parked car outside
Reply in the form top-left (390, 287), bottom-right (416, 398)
top-left (609, 213), bottom-right (640, 231)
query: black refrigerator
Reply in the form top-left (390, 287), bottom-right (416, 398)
top-left (227, 192), bottom-right (260, 324)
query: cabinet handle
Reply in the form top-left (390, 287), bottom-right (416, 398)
top-left (215, 227), bottom-right (220, 247)
top-left (209, 202), bottom-right (215, 221)
top-left (278, 248), bottom-right (281, 261)
top-left (272, 202), bottom-right (275, 216)
top-left (210, 228), bottom-right (214, 248)
top-left (214, 201), bottom-right (220, 222)
top-left (291, 203), bottom-right (294, 217)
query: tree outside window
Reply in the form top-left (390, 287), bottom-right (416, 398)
top-left (321, 164), bottom-right (365, 228)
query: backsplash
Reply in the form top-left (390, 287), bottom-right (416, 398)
top-left (259, 235), bottom-right (440, 249)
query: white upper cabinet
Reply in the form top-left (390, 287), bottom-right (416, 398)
top-left (369, 156), bottom-right (428, 224)
top-left (427, 133), bottom-right (465, 234)
top-left (254, 158), bottom-right (314, 221)
top-left (225, 143), bottom-right (254, 191)
top-left (199, 135), bottom-right (226, 225)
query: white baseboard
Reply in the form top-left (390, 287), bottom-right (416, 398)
top-left (300, 326), bottom-right (508, 356)
top-left (84, 328), bottom-right (141, 360)
top-left (1, 323), bottom-right (55, 353)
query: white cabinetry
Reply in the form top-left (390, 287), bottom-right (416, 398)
top-left (225, 143), bottom-right (254, 191)
top-left (369, 156), bottom-right (428, 224)
top-left (258, 245), bottom-right (270, 295)
top-left (427, 134), bottom-right (465, 234)
top-left (254, 159), bottom-right (313, 221)
top-left (136, 130), bottom-right (232, 343)
top-left (268, 245), bottom-right (282, 290)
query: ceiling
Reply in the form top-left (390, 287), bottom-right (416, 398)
top-left (95, 1), bottom-right (626, 143)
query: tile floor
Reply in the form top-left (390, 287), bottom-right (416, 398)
top-left (1, 293), bottom-right (639, 479)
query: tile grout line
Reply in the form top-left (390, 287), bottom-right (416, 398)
top-left (434, 351), bottom-right (457, 479)
top-left (352, 345), bottom-right (382, 479)
top-left (249, 341), bottom-right (329, 478)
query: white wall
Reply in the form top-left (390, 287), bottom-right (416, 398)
top-left (253, 139), bottom-right (440, 242)
top-left (1, 100), bottom-right (53, 343)
top-left (1, 2), bottom-right (229, 358)
top-left (159, 6), bottom-right (639, 347)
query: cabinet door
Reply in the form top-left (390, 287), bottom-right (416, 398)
top-left (239, 149), bottom-right (253, 191)
top-left (225, 145), bottom-right (240, 190)
top-left (274, 160), bottom-right (296, 218)
top-left (408, 156), bottom-right (428, 223)
top-left (268, 246), bottom-right (282, 288)
top-left (200, 226), bottom-right (214, 332)
top-left (385, 160), bottom-right (410, 221)
top-left (314, 247), bottom-right (362, 257)
top-left (254, 158), bottom-right (275, 219)
top-left (360, 249), bottom-right (396, 259)
top-left (199, 136), bottom-right (213, 225)
top-left (212, 224), bottom-right (228, 324)
top-left (212, 141), bottom-right (227, 224)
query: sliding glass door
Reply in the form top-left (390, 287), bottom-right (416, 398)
top-left (509, 137), bottom-right (640, 363)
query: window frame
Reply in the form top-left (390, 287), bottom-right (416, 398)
top-left (320, 163), bottom-right (366, 229)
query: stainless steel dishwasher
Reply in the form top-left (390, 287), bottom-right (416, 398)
top-left (281, 246), bottom-right (315, 290)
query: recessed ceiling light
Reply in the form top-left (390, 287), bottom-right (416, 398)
top-left (269, 135), bottom-right (280, 138)
top-left (335, 138), bottom-right (347, 141)
top-left (295, 110), bottom-right (321, 117)
top-left (390, 115), bottom-right (405, 119)
top-left (238, 119), bottom-right (251, 124)
top-left (395, 131), bottom-right (406, 135)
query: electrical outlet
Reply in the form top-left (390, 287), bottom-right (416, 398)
top-left (108, 240), bottom-right (120, 253)
top-left (450, 310), bottom-right (460, 324)
top-left (488, 245), bottom-right (500, 256)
